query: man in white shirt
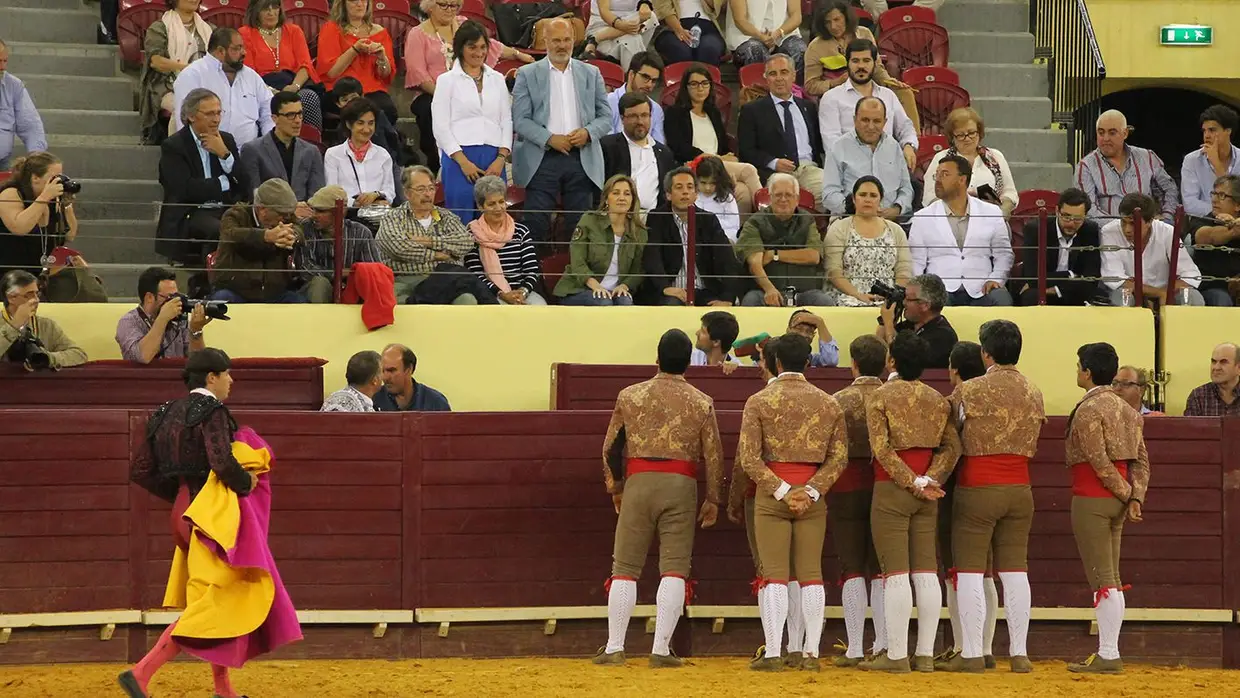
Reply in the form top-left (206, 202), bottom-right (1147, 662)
top-left (737, 55), bottom-right (825, 207)
top-left (1100, 192), bottom-right (1204, 306)
top-left (910, 155), bottom-right (1014, 306)
top-left (172, 27), bottom-right (273, 149)
top-left (320, 350), bottom-right (384, 412)
top-left (819, 39), bottom-right (918, 170)
top-left (601, 94), bottom-right (675, 214)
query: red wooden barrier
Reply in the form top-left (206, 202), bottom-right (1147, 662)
top-left (0, 358), bottom-right (327, 411)
top-left (551, 363), bottom-right (954, 411)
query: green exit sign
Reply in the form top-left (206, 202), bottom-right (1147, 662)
top-left (1161, 24), bottom-right (1213, 46)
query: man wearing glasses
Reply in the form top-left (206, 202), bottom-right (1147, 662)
top-left (1111, 365), bottom-right (1161, 416)
top-left (240, 92), bottom-right (326, 221)
top-left (1017, 187), bottom-right (1102, 306)
top-left (876, 273), bottom-right (958, 369)
top-left (116, 266), bottom-right (211, 363)
top-left (1186, 175), bottom-right (1240, 307)
top-left (1, 270), bottom-right (87, 371)
top-left (606, 51), bottom-right (667, 144)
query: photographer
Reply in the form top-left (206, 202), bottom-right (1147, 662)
top-left (115, 266), bottom-right (211, 364)
top-left (0, 270), bottom-right (87, 370)
top-left (875, 273), bottom-right (957, 369)
top-left (0, 151), bottom-right (78, 278)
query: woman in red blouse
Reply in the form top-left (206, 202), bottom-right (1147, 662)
top-left (317, 0), bottom-right (397, 125)
top-left (240, 0), bottom-right (324, 131)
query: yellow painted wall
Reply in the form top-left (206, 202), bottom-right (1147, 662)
top-left (1161, 307), bottom-right (1238, 414)
top-left (37, 304), bottom-right (1153, 416)
top-left (1087, 0), bottom-right (1240, 80)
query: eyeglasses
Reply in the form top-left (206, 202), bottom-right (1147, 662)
top-left (904, 297), bottom-right (928, 305)
top-left (278, 110), bottom-right (304, 119)
top-left (1111, 380), bottom-right (1143, 389)
top-left (952, 130), bottom-right (980, 141)
top-left (436, 1), bottom-right (462, 8)
top-left (1210, 191), bottom-right (1236, 201)
top-left (686, 80), bottom-right (712, 88)
top-left (633, 71), bottom-right (660, 84)
top-left (7, 289), bottom-right (38, 301)
top-left (407, 185), bottom-right (436, 194)
top-left (1058, 213), bottom-right (1086, 223)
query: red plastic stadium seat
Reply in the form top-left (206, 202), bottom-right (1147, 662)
top-left (372, 0), bottom-right (409, 13)
top-left (876, 21), bottom-right (949, 80)
top-left (738, 62), bottom-right (767, 89)
top-left (902, 65), bottom-right (959, 87)
top-left (373, 2), bottom-right (415, 62)
top-left (506, 185), bottom-right (526, 223)
top-left (878, 6), bottom-right (937, 33)
top-left (0, 171), bottom-right (10, 184)
top-left (299, 122), bottom-right (323, 149)
top-left (914, 133), bottom-right (948, 183)
top-left (460, 0), bottom-right (497, 35)
top-left (1008, 190), bottom-right (1060, 283)
top-left (585, 59), bottom-right (625, 90)
top-left (117, 0), bottom-right (165, 68)
top-left (199, 0), bottom-right (247, 29)
top-left (664, 61), bottom-right (721, 87)
top-left (540, 251), bottom-right (571, 302)
top-left (284, 0), bottom-right (330, 55)
top-left (915, 83), bottom-right (971, 136)
top-left (752, 187), bottom-right (817, 212)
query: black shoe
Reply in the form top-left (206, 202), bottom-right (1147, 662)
top-left (97, 23), bottom-right (118, 45)
top-left (116, 670), bottom-right (147, 698)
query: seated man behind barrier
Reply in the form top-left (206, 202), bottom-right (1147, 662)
top-left (1074, 109), bottom-right (1179, 224)
top-left (737, 55), bottom-right (824, 207)
top-left (1112, 365), bottom-right (1160, 416)
top-left (602, 93), bottom-right (676, 217)
top-left (737, 172), bottom-right (832, 307)
top-left (910, 155), bottom-right (1014, 307)
top-left (321, 350), bottom-right (384, 412)
top-left (1183, 343), bottom-right (1240, 417)
top-left (1100, 193), bottom-right (1204, 307)
top-left (296, 185), bottom-right (382, 304)
top-left (691, 310), bottom-right (742, 368)
top-left (1018, 187), bottom-right (1102, 306)
top-left (239, 91), bottom-right (326, 219)
top-left (156, 88), bottom-right (245, 267)
top-left (373, 343), bottom-right (451, 412)
top-left (1180, 105), bottom-right (1240, 218)
top-left (116, 266), bottom-right (210, 363)
top-left (821, 97), bottom-right (913, 220)
top-left (1186, 174), bottom-right (1240, 307)
top-left (377, 166), bottom-right (482, 305)
top-left (641, 167), bottom-right (740, 306)
top-left (788, 309), bottom-right (840, 367)
top-left (0, 270), bottom-right (87, 370)
top-left (875, 273), bottom-right (958, 370)
top-left (211, 179), bottom-right (307, 304)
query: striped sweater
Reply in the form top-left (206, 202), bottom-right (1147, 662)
top-left (462, 222), bottom-right (543, 294)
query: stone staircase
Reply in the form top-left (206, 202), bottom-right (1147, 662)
top-left (3, 0), bottom-right (157, 300)
top-left (939, 0), bottom-right (1073, 193)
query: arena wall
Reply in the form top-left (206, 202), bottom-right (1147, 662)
top-left (1, 409), bottom-right (1237, 666)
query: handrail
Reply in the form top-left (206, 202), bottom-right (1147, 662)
top-left (1032, 0), bottom-right (1107, 165)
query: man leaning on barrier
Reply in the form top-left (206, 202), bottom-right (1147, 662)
top-left (210, 179), bottom-right (308, 304)
top-left (875, 273), bottom-right (957, 370)
top-left (0, 270), bottom-right (87, 371)
top-left (116, 266), bottom-right (211, 363)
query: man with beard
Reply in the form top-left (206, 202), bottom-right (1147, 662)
top-left (171, 27), bottom-right (273, 149)
top-left (818, 39), bottom-right (918, 170)
top-left (1017, 187), bottom-right (1103, 306)
top-left (602, 94), bottom-right (677, 215)
top-left (607, 51), bottom-right (667, 143)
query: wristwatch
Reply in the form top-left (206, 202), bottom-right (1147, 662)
top-left (773, 250), bottom-right (781, 262)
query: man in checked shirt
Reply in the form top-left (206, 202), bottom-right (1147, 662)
top-left (1074, 110), bottom-right (1179, 223)
top-left (376, 166), bottom-right (478, 304)
top-left (596, 329), bottom-right (724, 668)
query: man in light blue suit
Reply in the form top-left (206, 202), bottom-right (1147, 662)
top-left (511, 19), bottom-right (612, 243)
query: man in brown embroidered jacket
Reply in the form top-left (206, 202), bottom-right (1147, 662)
top-left (596, 329), bottom-right (724, 668)
top-left (829, 334), bottom-right (888, 666)
top-left (942, 320), bottom-right (1045, 674)
top-left (860, 331), bottom-right (961, 674)
top-left (737, 333), bottom-right (849, 672)
top-left (1066, 342), bottom-right (1150, 675)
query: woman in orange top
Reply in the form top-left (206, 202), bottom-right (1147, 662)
top-left (239, 0), bottom-right (324, 131)
top-left (317, 0), bottom-right (397, 125)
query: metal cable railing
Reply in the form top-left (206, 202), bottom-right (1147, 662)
top-left (1032, 0), bottom-right (1107, 165)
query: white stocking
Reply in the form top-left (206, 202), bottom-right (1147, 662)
top-left (955, 572), bottom-right (986, 659)
top-left (998, 571), bottom-right (1031, 658)
top-left (870, 578), bottom-right (887, 653)
top-left (882, 574), bottom-right (913, 661)
top-left (800, 583), bottom-right (825, 658)
top-left (841, 577), bottom-right (868, 658)
top-left (605, 578), bottom-right (637, 653)
top-left (651, 576), bottom-right (685, 656)
top-left (785, 581), bottom-right (804, 653)
top-left (761, 583), bottom-right (788, 659)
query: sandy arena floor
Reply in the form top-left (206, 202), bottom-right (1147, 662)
top-left (3, 658), bottom-right (1239, 697)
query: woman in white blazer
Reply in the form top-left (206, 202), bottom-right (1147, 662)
top-left (921, 107), bottom-right (1019, 218)
top-left (324, 96), bottom-right (396, 206)
top-left (910, 154), bottom-right (1015, 306)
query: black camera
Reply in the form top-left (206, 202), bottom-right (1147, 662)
top-left (871, 280), bottom-right (906, 307)
top-left (171, 293), bottom-right (231, 321)
top-left (7, 328), bottom-right (51, 370)
top-left (53, 174), bottom-right (82, 196)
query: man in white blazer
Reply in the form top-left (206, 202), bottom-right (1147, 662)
top-left (511, 19), bottom-right (612, 242)
top-left (910, 155), bottom-right (1014, 306)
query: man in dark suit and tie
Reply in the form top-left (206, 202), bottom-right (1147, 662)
top-left (602, 93), bottom-right (677, 214)
top-left (1017, 187), bottom-right (1103, 306)
top-left (156, 88), bottom-right (244, 272)
top-left (239, 92), bottom-right (326, 219)
top-left (640, 166), bottom-right (740, 306)
top-left (738, 54), bottom-right (825, 209)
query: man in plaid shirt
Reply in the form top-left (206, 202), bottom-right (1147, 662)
top-left (376, 166), bottom-right (477, 304)
top-left (1184, 343), bottom-right (1240, 417)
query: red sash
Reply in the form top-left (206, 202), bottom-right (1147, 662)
top-left (769, 461), bottom-right (817, 486)
top-left (959, 454), bottom-right (1030, 487)
top-left (628, 457), bottom-right (696, 479)
top-left (1072, 460), bottom-right (1129, 498)
top-left (833, 457), bottom-right (874, 492)
top-left (872, 448), bottom-right (933, 483)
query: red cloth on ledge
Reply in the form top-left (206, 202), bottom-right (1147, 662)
top-left (342, 263), bottom-right (396, 331)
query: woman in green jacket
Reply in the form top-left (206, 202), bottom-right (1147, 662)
top-left (554, 174), bottom-right (648, 306)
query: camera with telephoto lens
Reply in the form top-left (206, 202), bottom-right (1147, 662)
top-left (8, 328), bottom-right (51, 370)
top-left (170, 293), bottom-right (231, 321)
top-left (871, 280), bottom-right (906, 307)
top-left (53, 174), bottom-right (82, 196)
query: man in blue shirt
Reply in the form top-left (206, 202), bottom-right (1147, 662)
top-left (822, 97), bottom-right (913, 218)
top-left (0, 40), bottom-right (48, 170)
top-left (1181, 105), bottom-right (1240, 217)
top-left (373, 343), bottom-right (451, 412)
top-left (788, 309), bottom-right (840, 367)
top-left (606, 51), bottom-right (666, 144)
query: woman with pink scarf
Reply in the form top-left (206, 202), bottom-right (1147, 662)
top-left (462, 176), bottom-right (545, 305)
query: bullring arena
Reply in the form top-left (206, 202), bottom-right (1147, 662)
top-left (1, 304), bottom-right (1238, 696)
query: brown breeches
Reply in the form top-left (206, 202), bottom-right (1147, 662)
top-left (754, 494), bottom-right (826, 583)
top-left (870, 481), bottom-right (938, 575)
top-left (951, 485), bottom-right (1034, 572)
top-left (939, 485), bottom-right (996, 575)
top-left (828, 489), bottom-right (878, 579)
top-left (611, 472), bottom-right (697, 579)
top-left (1071, 496), bottom-right (1126, 590)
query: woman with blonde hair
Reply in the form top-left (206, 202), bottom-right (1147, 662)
top-left (138, 0), bottom-right (213, 142)
top-left (922, 106), bottom-right (1019, 217)
top-left (553, 174), bottom-right (648, 306)
top-left (0, 151), bottom-right (77, 278)
top-left (824, 175), bottom-right (912, 306)
top-left (317, 0), bottom-right (398, 124)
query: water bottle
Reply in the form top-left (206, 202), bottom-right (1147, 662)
top-left (689, 24), bottom-right (702, 49)
top-left (783, 286), bottom-right (798, 307)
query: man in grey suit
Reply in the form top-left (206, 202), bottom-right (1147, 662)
top-left (240, 92), bottom-right (326, 220)
top-left (511, 18), bottom-right (612, 244)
